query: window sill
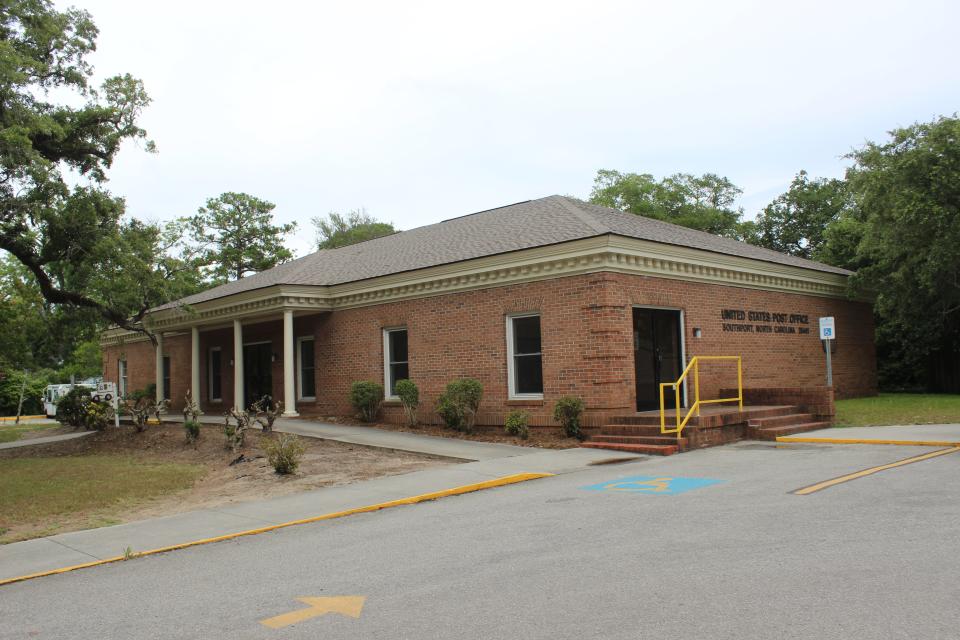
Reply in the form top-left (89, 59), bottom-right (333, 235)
top-left (383, 399), bottom-right (402, 406)
top-left (506, 398), bottom-right (544, 406)
top-left (297, 397), bottom-right (316, 403)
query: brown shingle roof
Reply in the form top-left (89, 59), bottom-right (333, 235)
top-left (157, 195), bottom-right (850, 310)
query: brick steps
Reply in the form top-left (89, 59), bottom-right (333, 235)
top-left (608, 405), bottom-right (798, 426)
top-left (581, 404), bottom-right (830, 455)
top-left (589, 434), bottom-right (688, 447)
top-left (747, 421), bottom-right (832, 440)
top-left (580, 441), bottom-right (679, 456)
top-left (747, 413), bottom-right (814, 428)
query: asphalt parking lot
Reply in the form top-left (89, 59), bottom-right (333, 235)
top-left (2, 441), bottom-right (958, 640)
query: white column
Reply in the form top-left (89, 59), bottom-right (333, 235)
top-left (233, 319), bottom-right (244, 411)
top-left (155, 332), bottom-right (165, 405)
top-left (191, 326), bottom-right (201, 405)
top-left (282, 310), bottom-right (299, 417)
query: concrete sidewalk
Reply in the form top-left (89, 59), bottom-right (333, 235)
top-left (0, 445), bottom-right (641, 584)
top-left (0, 430), bottom-right (93, 450)
top-left (199, 415), bottom-right (533, 461)
top-left (778, 423), bottom-right (960, 446)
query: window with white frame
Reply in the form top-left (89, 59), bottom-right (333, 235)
top-left (507, 314), bottom-right (543, 398)
top-left (297, 337), bottom-right (316, 400)
top-left (209, 348), bottom-right (222, 401)
top-left (383, 328), bottom-right (409, 399)
top-left (118, 360), bottom-right (128, 397)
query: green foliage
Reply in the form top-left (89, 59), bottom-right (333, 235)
top-left (553, 396), bottom-right (585, 440)
top-left (263, 433), bottom-right (306, 475)
top-left (394, 379), bottom-right (419, 426)
top-left (0, 1), bottom-right (203, 335)
top-left (349, 381), bottom-right (384, 422)
top-left (187, 192), bottom-right (296, 282)
top-left (835, 116), bottom-right (960, 389)
top-left (748, 171), bottom-right (850, 259)
top-left (0, 368), bottom-right (56, 416)
top-left (82, 400), bottom-right (111, 431)
top-left (56, 387), bottom-right (89, 427)
top-left (184, 419), bottom-right (201, 443)
top-left (312, 209), bottom-right (396, 249)
top-left (435, 378), bottom-right (483, 433)
top-left (589, 171), bottom-right (750, 239)
top-left (504, 410), bottom-right (530, 439)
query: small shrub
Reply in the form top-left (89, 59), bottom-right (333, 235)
top-left (394, 379), bottom-right (419, 426)
top-left (124, 396), bottom-right (153, 432)
top-left (435, 378), bottom-right (483, 433)
top-left (82, 400), bottom-right (112, 431)
top-left (184, 419), bottom-right (201, 443)
top-left (224, 409), bottom-right (252, 452)
top-left (263, 433), bottom-right (306, 475)
top-left (56, 388), bottom-right (88, 428)
top-left (253, 395), bottom-right (282, 433)
top-left (504, 410), bottom-right (530, 439)
top-left (553, 396), bottom-right (585, 440)
top-left (349, 381), bottom-right (383, 422)
top-left (182, 389), bottom-right (203, 424)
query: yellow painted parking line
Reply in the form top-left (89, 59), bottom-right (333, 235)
top-left (778, 436), bottom-right (960, 447)
top-left (0, 472), bottom-right (553, 588)
top-left (792, 447), bottom-right (960, 495)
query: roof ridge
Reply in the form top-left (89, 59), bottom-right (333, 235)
top-left (551, 195), bottom-right (610, 235)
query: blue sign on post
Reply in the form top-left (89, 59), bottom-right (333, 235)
top-left (581, 475), bottom-right (723, 496)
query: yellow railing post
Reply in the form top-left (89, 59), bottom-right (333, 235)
top-left (658, 355), bottom-right (744, 438)
top-left (694, 361), bottom-right (701, 417)
top-left (674, 384), bottom-right (681, 433)
top-left (737, 357), bottom-right (743, 410)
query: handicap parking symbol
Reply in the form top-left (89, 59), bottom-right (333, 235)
top-left (581, 475), bottom-right (723, 496)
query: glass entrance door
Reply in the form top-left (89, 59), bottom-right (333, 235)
top-left (633, 308), bottom-right (683, 411)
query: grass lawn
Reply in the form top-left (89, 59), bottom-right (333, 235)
top-left (0, 422), bottom-right (61, 444)
top-left (835, 393), bottom-right (960, 427)
top-left (0, 455), bottom-right (204, 543)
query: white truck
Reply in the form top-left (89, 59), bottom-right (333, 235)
top-left (42, 382), bottom-right (97, 418)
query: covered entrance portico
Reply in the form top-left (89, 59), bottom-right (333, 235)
top-left (138, 290), bottom-right (331, 417)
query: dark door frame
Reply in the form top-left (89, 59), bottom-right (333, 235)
top-left (242, 341), bottom-right (274, 410)
top-left (632, 306), bottom-right (686, 412)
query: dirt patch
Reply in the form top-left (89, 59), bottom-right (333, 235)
top-left (0, 423), bottom-right (451, 543)
top-left (312, 416), bottom-right (582, 449)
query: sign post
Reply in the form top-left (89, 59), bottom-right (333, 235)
top-left (818, 316), bottom-right (835, 387)
top-left (94, 381), bottom-right (120, 428)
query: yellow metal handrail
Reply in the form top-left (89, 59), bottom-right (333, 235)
top-left (659, 356), bottom-right (743, 437)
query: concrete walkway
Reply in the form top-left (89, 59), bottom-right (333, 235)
top-left (0, 446), bottom-right (641, 583)
top-left (778, 423), bottom-right (960, 446)
top-left (198, 415), bottom-right (533, 461)
top-left (0, 430), bottom-right (93, 450)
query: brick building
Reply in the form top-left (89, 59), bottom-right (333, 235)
top-left (100, 196), bottom-right (876, 430)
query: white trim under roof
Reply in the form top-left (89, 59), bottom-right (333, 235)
top-left (101, 235), bottom-right (855, 344)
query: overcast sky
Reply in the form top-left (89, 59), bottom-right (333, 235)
top-left (66, 0), bottom-right (959, 257)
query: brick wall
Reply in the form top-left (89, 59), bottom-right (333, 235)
top-left (101, 271), bottom-right (877, 426)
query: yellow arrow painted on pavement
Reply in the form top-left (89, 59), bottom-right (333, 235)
top-left (260, 596), bottom-right (366, 629)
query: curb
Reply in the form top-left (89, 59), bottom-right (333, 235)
top-left (0, 472), bottom-right (553, 588)
top-left (0, 415), bottom-right (47, 423)
top-left (777, 436), bottom-right (960, 447)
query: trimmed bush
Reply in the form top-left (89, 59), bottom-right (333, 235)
top-left (394, 379), bottom-right (419, 426)
top-left (553, 396), bottom-right (586, 440)
top-left (82, 400), bottom-right (112, 431)
top-left (56, 387), bottom-right (88, 427)
top-left (349, 381), bottom-right (383, 422)
top-left (184, 419), bottom-right (201, 443)
top-left (504, 410), bottom-right (530, 439)
top-left (263, 433), bottom-right (306, 475)
top-left (436, 378), bottom-right (483, 433)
